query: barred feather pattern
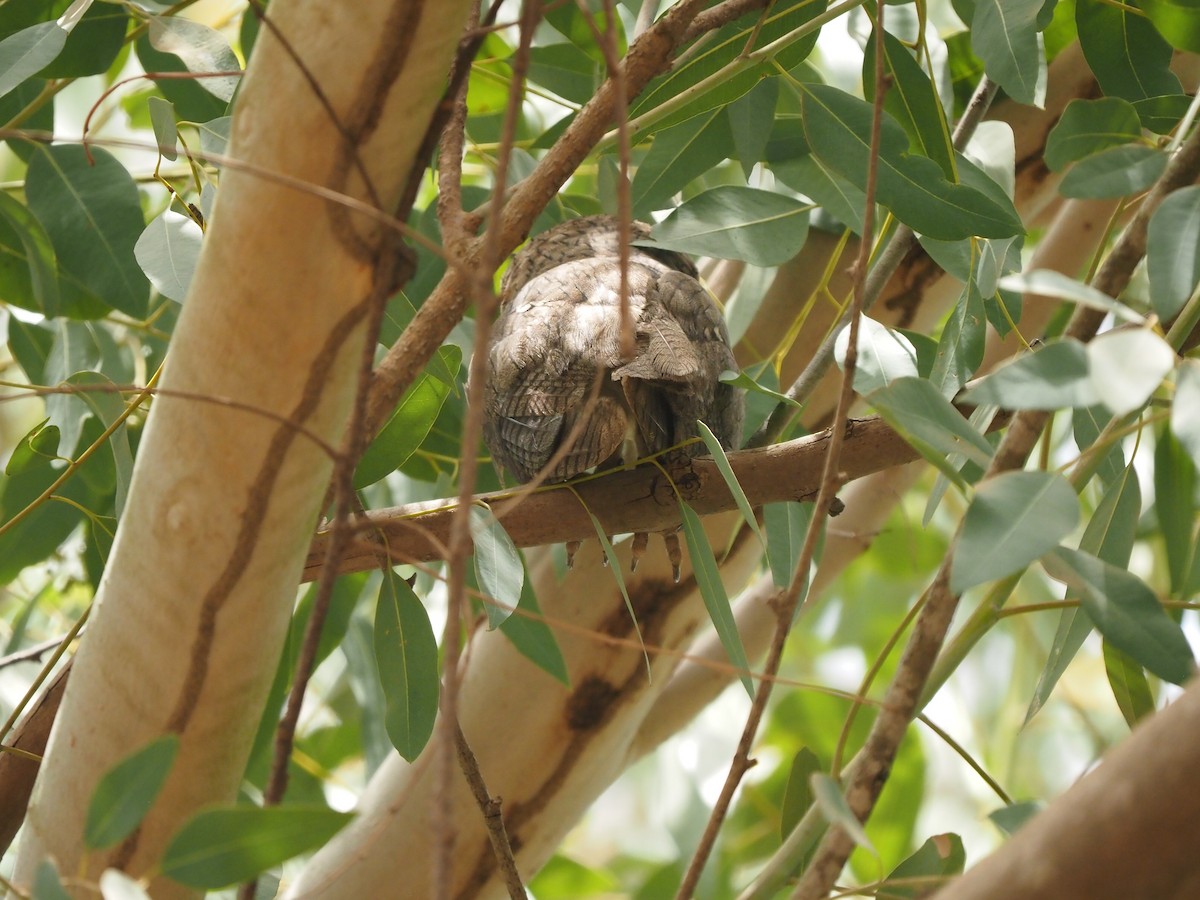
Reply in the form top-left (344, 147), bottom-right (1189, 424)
top-left (481, 215), bottom-right (744, 485)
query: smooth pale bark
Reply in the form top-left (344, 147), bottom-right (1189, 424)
top-left (11, 2), bottom-right (472, 895)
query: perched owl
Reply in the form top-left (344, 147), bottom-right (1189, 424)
top-left (480, 215), bottom-right (744, 577)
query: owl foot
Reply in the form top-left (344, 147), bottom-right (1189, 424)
top-left (663, 529), bottom-right (682, 583)
top-left (630, 531), bottom-right (650, 571)
top-left (565, 540), bottom-right (582, 569)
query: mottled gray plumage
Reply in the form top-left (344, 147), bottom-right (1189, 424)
top-left (482, 215), bottom-right (744, 488)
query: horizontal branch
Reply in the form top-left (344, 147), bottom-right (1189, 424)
top-left (303, 413), bottom-right (928, 580)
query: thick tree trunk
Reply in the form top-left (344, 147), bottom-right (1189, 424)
top-left (11, 2), bottom-right (472, 895)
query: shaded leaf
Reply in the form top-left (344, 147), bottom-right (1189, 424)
top-left (85, 735), bottom-right (179, 850)
top-left (1147, 185), bottom-right (1200, 319)
top-left (680, 500), bottom-right (753, 698)
top-left (811, 772), bottom-right (875, 854)
top-left (161, 805), bottom-right (353, 889)
top-left (148, 96), bottom-right (177, 160)
top-left (1044, 547), bottom-right (1195, 684)
top-left (764, 501), bottom-right (813, 591)
top-left (1087, 328), bottom-right (1174, 416)
top-left (1172, 359), bottom-right (1200, 469)
top-left (1103, 639), bottom-right (1156, 727)
top-left (834, 315), bottom-right (919, 396)
top-left (997, 269), bottom-right (1144, 324)
top-left (149, 16), bottom-right (241, 101)
top-left (470, 505), bottom-right (523, 629)
top-left (1059, 144), bottom-right (1167, 200)
top-left (644, 186), bottom-right (809, 266)
top-left (374, 567), bottom-right (439, 761)
top-left (1076, 0), bottom-right (1182, 101)
top-left (869, 377), bottom-right (995, 471)
top-left (780, 747), bottom-right (821, 840)
top-left (500, 560), bottom-right (569, 685)
top-left (1155, 429), bottom-right (1196, 596)
top-left (883, 832), bottom-right (966, 899)
top-left (961, 339), bottom-right (1097, 410)
top-left (697, 420), bottom-right (763, 549)
top-left (585, 510), bottom-right (650, 678)
top-left (631, 109), bottom-right (733, 216)
top-left (951, 471), bottom-right (1079, 592)
top-left (970, 0), bottom-right (1045, 106)
top-left (0, 188), bottom-right (59, 316)
top-left (988, 801), bottom-right (1042, 835)
top-left (1045, 98), bottom-right (1144, 171)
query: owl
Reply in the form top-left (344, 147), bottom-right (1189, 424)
top-left (479, 215), bottom-right (744, 578)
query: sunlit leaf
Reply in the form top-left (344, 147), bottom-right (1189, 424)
top-left (0, 21), bottom-right (66, 99)
top-left (1141, 0), bottom-right (1200, 52)
top-left (161, 805), bottom-right (353, 888)
top-left (1087, 329), bottom-right (1174, 416)
top-left (98, 869), bottom-right (151, 900)
top-left (997, 270), bottom-right (1144, 323)
top-left (148, 95), bottom-right (177, 160)
top-left (149, 16), bottom-right (241, 101)
top-left (834, 315), bottom-right (919, 396)
top-left (134, 210), bottom-right (202, 304)
top-left (951, 471), bottom-right (1079, 592)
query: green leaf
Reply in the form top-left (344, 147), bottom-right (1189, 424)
top-left (0, 188), bottom-right (59, 316)
top-left (631, 109), bottom-right (733, 217)
top-left (1172, 359), bottom-right (1200, 470)
top-left (32, 859), bottom-right (72, 900)
top-left (811, 772), bottom-right (875, 854)
top-left (1087, 328), bottom-right (1175, 416)
top-left (1044, 547), bottom-right (1195, 685)
top-left (1147, 185), bottom-right (1200, 319)
top-left (1103, 639), bottom-right (1156, 727)
top-left (374, 567), bottom-right (439, 761)
top-left (41, 0), bottom-right (126, 78)
top-left (500, 559), bottom-right (569, 685)
top-left (643, 186), bottom-right (809, 266)
top-left (970, 0), bottom-right (1045, 106)
top-left (628, 0), bottom-right (827, 137)
top-left (0, 21), bottom-right (65, 100)
top-left (997, 269), bottom-right (1144, 323)
top-left (764, 501), bottom-right (813, 591)
top-left (772, 152), bottom-right (867, 234)
top-left (728, 77), bottom-right (778, 175)
top-left (951, 471), bottom-right (1079, 592)
top-left (584, 510), bottom-right (650, 678)
top-left (543, 0), bottom-right (626, 62)
top-left (930, 282), bottom-right (985, 397)
top-left (149, 16), bottom-right (241, 102)
top-left (25, 144), bottom-right (150, 318)
top-left (1076, 0), bottom-right (1182, 102)
top-left (134, 210), bottom-right (202, 304)
top-left (527, 42), bottom-right (600, 104)
top-left (1141, 0), bottom-right (1200, 52)
top-left (148, 95), bottom-right (178, 160)
top-left (470, 505), bottom-right (523, 629)
top-left (697, 420), bottom-right (763, 548)
top-left (883, 833), bottom-right (966, 899)
top-left (869, 377), bottom-right (995, 470)
top-left (988, 801), bottom-right (1042, 835)
top-left (780, 746), bottom-right (821, 840)
top-left (1155, 429), bottom-right (1196, 596)
top-left (1025, 465), bottom-right (1140, 725)
top-left (834, 315), bottom-right (919, 396)
top-left (1045, 98), bottom-right (1144, 171)
top-left (800, 83), bottom-right (1022, 240)
top-left (680, 500), bottom-right (753, 698)
top-left (136, 32), bottom-right (227, 122)
top-left (161, 804), bottom-right (353, 889)
top-left (961, 339), bottom-right (1097, 410)
top-left (355, 345), bottom-right (459, 489)
top-left (719, 369), bottom-right (802, 410)
top-left (1059, 144), bottom-right (1167, 200)
top-left (85, 735), bottom-right (179, 850)
top-left (865, 29), bottom-right (955, 178)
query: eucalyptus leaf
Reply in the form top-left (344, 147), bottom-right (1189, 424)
top-left (1146, 185), bottom-right (1200, 319)
top-left (997, 270), bottom-right (1144, 324)
top-left (374, 567), bottom-right (439, 761)
top-left (970, 0), bottom-right (1045, 106)
top-left (134, 209), bottom-right (202, 303)
top-left (1087, 329), bottom-right (1174, 416)
top-left (644, 187), bottom-right (809, 266)
top-left (470, 505), bottom-right (523, 630)
top-left (834, 315), bottom-right (919, 395)
top-left (85, 736), bottom-right (179, 850)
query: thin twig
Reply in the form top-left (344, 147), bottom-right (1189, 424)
top-left (434, 3), bottom-right (540, 896)
top-left (674, 4), bottom-right (891, 894)
top-left (455, 725), bottom-right (526, 899)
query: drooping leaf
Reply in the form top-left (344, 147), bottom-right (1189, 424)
top-left (0, 21), bottom-right (66, 100)
top-left (470, 505), bottom-right (523, 629)
top-left (728, 77), bottom-right (779, 176)
top-left (950, 470), bottom-right (1079, 593)
top-left (374, 567), bottom-right (439, 761)
top-left (988, 801), bottom-right (1043, 835)
top-left (869, 377), bottom-right (995, 471)
top-left (1146, 185), bottom-right (1200, 320)
top-left (1043, 547), bottom-right (1195, 685)
top-left (970, 0), bottom-right (1045, 106)
top-left (697, 420), bottom-right (763, 549)
top-left (85, 736), bottom-right (179, 850)
top-left (631, 109), bottom-right (734, 217)
top-left (1155, 428), bottom-right (1196, 596)
top-left (500, 559), bottom-right (569, 685)
top-left (160, 805), bottom-right (353, 889)
top-left (764, 501), bottom-right (813, 591)
top-left (0, 188), bottom-right (59, 316)
top-left (644, 186), bottom-right (809, 266)
top-left (32, 859), bottom-right (72, 900)
top-left (527, 42), bottom-right (601, 104)
top-left (680, 500), bottom-right (753, 698)
top-left (147, 95), bottom-right (178, 160)
top-left (134, 209), bottom-right (202, 304)
top-left (930, 282), bottom-right (985, 397)
top-left (1172, 359), bottom-right (1200, 470)
top-left (1141, 0), bottom-right (1200, 52)
top-left (771, 152), bottom-right (867, 234)
top-left (24, 144), bottom-right (150, 318)
top-left (584, 510), bottom-right (650, 678)
top-left (780, 746), bottom-right (821, 840)
top-left (1103, 639), bottom-right (1156, 727)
